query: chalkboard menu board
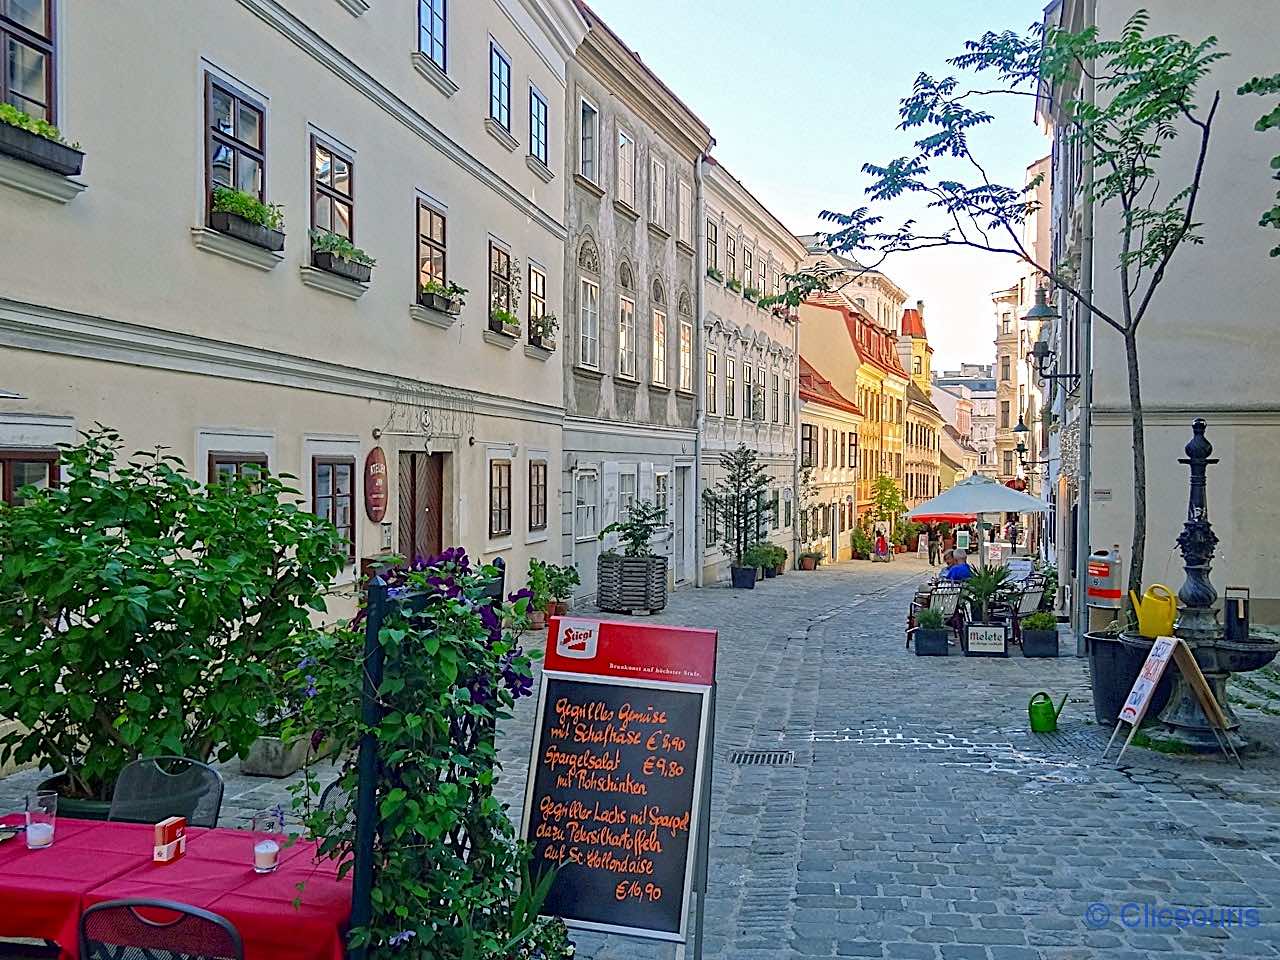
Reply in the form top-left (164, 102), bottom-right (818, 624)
top-left (523, 673), bottom-right (710, 942)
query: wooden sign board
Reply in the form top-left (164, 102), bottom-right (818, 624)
top-left (523, 617), bottom-right (717, 944)
top-left (363, 446), bottom-right (388, 523)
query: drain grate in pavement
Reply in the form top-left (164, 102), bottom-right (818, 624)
top-left (729, 750), bottom-right (795, 766)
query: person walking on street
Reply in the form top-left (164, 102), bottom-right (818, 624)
top-left (927, 526), bottom-right (940, 565)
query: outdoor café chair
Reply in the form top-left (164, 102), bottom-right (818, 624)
top-left (80, 899), bottom-right (243, 960)
top-left (108, 756), bottom-right (224, 829)
top-left (993, 579), bottom-right (1047, 645)
top-left (906, 582), bottom-right (963, 648)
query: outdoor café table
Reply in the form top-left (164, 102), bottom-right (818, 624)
top-left (0, 816), bottom-right (351, 960)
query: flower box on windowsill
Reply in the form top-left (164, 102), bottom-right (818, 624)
top-left (0, 122), bottom-right (83, 177)
top-left (313, 250), bottom-right (372, 283)
top-left (529, 334), bottom-right (557, 352)
top-left (210, 210), bottom-right (285, 252)
top-left (489, 316), bottom-right (520, 338)
top-left (417, 289), bottom-right (462, 315)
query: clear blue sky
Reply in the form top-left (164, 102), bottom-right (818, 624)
top-left (588, 0), bottom-right (1050, 369)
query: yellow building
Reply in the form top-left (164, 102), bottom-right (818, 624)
top-left (898, 304), bottom-right (943, 507)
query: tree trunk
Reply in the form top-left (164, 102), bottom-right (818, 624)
top-left (1124, 328), bottom-right (1146, 608)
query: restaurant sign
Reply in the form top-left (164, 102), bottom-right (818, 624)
top-left (363, 446), bottom-right (388, 522)
top-left (523, 617), bottom-right (717, 944)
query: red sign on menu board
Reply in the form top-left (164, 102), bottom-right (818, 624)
top-left (525, 618), bottom-right (718, 944)
top-left (363, 447), bottom-right (388, 523)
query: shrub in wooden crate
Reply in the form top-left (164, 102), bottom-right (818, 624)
top-left (597, 500), bottom-right (668, 613)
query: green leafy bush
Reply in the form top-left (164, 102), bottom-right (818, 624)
top-left (0, 427), bottom-right (346, 800)
top-left (707, 266), bottom-right (724, 281)
top-left (1021, 611), bottom-right (1058, 632)
top-left (851, 526), bottom-right (874, 558)
top-left (211, 185), bottom-right (284, 230)
top-left (599, 499), bottom-right (663, 558)
top-left (726, 276), bottom-right (743, 292)
top-left (288, 551), bottom-right (562, 958)
top-left (530, 312), bottom-right (559, 342)
top-left (421, 277), bottom-right (468, 305)
top-left (917, 608), bottom-right (945, 630)
top-left (546, 562), bottom-right (580, 602)
top-left (0, 101), bottom-right (73, 146)
top-left (491, 307), bottom-right (520, 331)
top-left (742, 542), bottom-right (774, 569)
top-left (310, 228), bottom-right (376, 266)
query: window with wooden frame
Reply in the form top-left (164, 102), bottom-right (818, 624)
top-left (208, 452), bottom-right (267, 487)
top-left (528, 263), bottom-right (546, 341)
top-left (784, 376), bottom-right (792, 425)
top-left (489, 40), bottom-right (510, 130)
top-left (528, 459), bottom-right (547, 532)
top-left (849, 432), bottom-right (858, 469)
top-left (771, 373), bottom-right (780, 423)
top-left (726, 233), bottom-right (736, 280)
top-left (0, 449), bottom-right (58, 506)
top-left (651, 309), bottom-right (667, 385)
top-left (741, 363), bottom-right (752, 420)
top-left (800, 424), bottom-right (816, 468)
top-left (206, 73), bottom-right (265, 208)
top-left (312, 457), bottom-right (355, 561)
top-left (417, 200), bottom-right (446, 291)
top-left (311, 137), bottom-right (353, 240)
top-left (489, 242), bottom-right (512, 316)
top-left (489, 458), bottom-right (511, 537)
top-left (705, 218), bottom-right (718, 270)
top-left (678, 320), bottom-right (693, 392)
top-left (1, 0), bottom-right (54, 121)
top-left (418, 0), bottom-right (446, 71)
top-left (822, 427), bottom-right (829, 468)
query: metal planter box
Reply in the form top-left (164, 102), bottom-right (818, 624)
top-left (313, 250), bottom-right (372, 283)
top-left (417, 290), bottom-right (461, 314)
top-left (210, 210), bottom-right (285, 251)
top-left (914, 628), bottom-right (950, 657)
top-left (596, 553), bottom-right (667, 614)
top-left (0, 122), bottom-right (83, 176)
top-left (1021, 628), bottom-right (1060, 658)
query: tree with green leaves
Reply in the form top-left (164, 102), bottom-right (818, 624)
top-left (871, 474), bottom-right (908, 526)
top-left (703, 443), bottom-right (771, 569)
top-left (800, 10), bottom-right (1227, 601)
top-left (1239, 74), bottom-right (1280, 257)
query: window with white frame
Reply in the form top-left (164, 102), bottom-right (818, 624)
top-left (651, 309), bottom-right (667, 385)
top-left (726, 358), bottom-right (736, 417)
top-left (618, 296), bottom-right (637, 378)
top-left (574, 468), bottom-right (599, 538)
top-left (678, 180), bottom-right (692, 246)
top-left (726, 233), bottom-right (737, 279)
top-left (649, 154), bottom-right (666, 227)
top-left (579, 278), bottom-right (600, 367)
top-left (418, 0), bottom-right (446, 71)
top-left (705, 351), bottom-right (718, 415)
top-left (678, 320), bottom-right (693, 392)
top-left (529, 85), bottom-right (548, 165)
top-left (528, 458), bottom-right (547, 532)
top-left (488, 41), bottom-right (510, 130)
top-left (654, 472), bottom-right (669, 525)
top-left (619, 469), bottom-right (637, 518)
top-left (579, 98), bottom-right (598, 181)
top-left (617, 129), bottom-right (635, 207)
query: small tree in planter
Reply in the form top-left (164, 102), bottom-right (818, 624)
top-left (597, 499), bottom-right (667, 613)
top-left (704, 444), bottom-right (771, 589)
top-left (524, 557), bottom-right (552, 630)
top-left (744, 543), bottom-right (776, 580)
top-left (962, 565), bottom-right (1011, 657)
top-left (545, 562), bottom-right (580, 616)
top-left (0, 427), bottom-right (346, 809)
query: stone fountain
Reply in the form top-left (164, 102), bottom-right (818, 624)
top-left (1122, 419), bottom-right (1280, 751)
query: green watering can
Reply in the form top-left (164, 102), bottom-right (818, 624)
top-left (1028, 691), bottom-right (1068, 733)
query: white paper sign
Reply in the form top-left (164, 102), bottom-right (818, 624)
top-left (917, 535), bottom-right (929, 559)
top-left (967, 625), bottom-right (1006, 654)
top-left (1118, 636), bottom-right (1176, 725)
top-left (1007, 557), bottom-right (1034, 581)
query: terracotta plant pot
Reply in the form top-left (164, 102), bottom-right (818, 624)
top-left (799, 555), bottom-right (817, 571)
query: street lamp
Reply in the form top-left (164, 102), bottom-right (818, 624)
top-left (1021, 288), bottom-right (1080, 389)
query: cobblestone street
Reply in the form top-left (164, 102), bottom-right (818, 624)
top-left (5, 558), bottom-right (1280, 959)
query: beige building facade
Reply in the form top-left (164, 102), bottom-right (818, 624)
top-left (0, 1), bottom-right (586, 600)
top-left (797, 359), bottom-right (863, 561)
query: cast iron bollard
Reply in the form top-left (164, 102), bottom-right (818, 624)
top-left (349, 575), bottom-right (387, 960)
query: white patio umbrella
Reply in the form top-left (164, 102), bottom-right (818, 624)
top-left (908, 474), bottom-right (1048, 570)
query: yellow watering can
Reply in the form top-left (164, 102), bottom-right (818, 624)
top-left (1130, 584), bottom-right (1176, 638)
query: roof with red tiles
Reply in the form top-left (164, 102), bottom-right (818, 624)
top-left (799, 357), bottom-right (862, 417)
top-left (804, 292), bottom-right (908, 378)
top-left (901, 307), bottom-right (927, 339)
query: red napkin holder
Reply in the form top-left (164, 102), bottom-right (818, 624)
top-left (153, 816), bottom-right (187, 863)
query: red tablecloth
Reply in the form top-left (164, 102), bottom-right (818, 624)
top-left (0, 816), bottom-right (350, 960)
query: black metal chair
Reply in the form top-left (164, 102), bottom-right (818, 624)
top-left (80, 899), bottom-right (243, 960)
top-left (108, 757), bottom-right (224, 828)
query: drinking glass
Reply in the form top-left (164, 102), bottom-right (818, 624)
top-left (251, 810), bottom-right (283, 874)
top-left (25, 790), bottom-right (57, 850)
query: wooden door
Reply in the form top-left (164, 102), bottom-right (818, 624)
top-left (398, 452), bottom-right (443, 561)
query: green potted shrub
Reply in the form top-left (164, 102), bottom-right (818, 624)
top-left (530, 312), bottom-right (559, 350)
top-left (525, 557), bottom-right (552, 630)
top-left (0, 102), bottom-right (83, 176)
top-left (310, 229), bottom-right (375, 282)
top-left (851, 526), bottom-right (874, 560)
top-left (772, 545), bottom-right (788, 576)
top-left (418, 277), bottom-right (468, 315)
top-left (491, 307), bottom-right (521, 338)
top-left (747, 543), bottom-right (776, 579)
top-left (913, 607), bottom-right (950, 657)
top-left (545, 562), bottom-right (580, 617)
top-left (1020, 611), bottom-right (1060, 658)
top-left (597, 500), bottom-right (667, 613)
top-left (703, 444), bottom-right (771, 589)
top-left (798, 550), bottom-right (822, 570)
top-left (0, 428), bottom-right (346, 815)
top-left (209, 184), bottom-right (285, 252)
top-left (963, 565), bottom-right (1011, 657)
top-left (743, 286), bottom-right (760, 302)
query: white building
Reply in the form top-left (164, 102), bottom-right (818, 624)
top-left (934, 365), bottom-right (997, 478)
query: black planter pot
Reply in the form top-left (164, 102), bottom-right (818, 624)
top-left (763, 566), bottom-right (778, 579)
top-left (730, 566), bottom-right (757, 590)
top-left (210, 210), bottom-right (285, 252)
top-left (313, 251), bottom-right (372, 283)
top-left (418, 290), bottom-right (460, 314)
top-left (39, 774), bottom-right (111, 821)
top-left (915, 628), bottom-right (950, 657)
top-left (1021, 629), bottom-right (1060, 658)
top-left (1086, 631), bottom-right (1173, 725)
top-left (0, 122), bottom-right (83, 176)
top-left (597, 553), bottom-right (668, 613)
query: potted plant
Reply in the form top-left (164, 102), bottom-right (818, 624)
top-left (913, 608), bottom-right (950, 657)
top-left (0, 102), bottom-right (83, 176)
top-left (545, 562), bottom-right (580, 617)
top-left (524, 557), bottom-right (552, 630)
top-left (703, 444), bottom-right (772, 589)
top-left (310, 229), bottom-right (375, 282)
top-left (773, 545), bottom-right (788, 576)
top-left (743, 286), bottom-right (760, 302)
top-left (418, 277), bottom-right (467, 315)
top-left (749, 543), bottom-right (777, 579)
top-left (530, 312), bottom-right (559, 350)
top-left (707, 266), bottom-right (724, 281)
top-left (962, 565), bottom-right (1011, 657)
top-left (209, 185), bottom-right (285, 252)
top-left (726, 276), bottom-right (743, 293)
top-left (490, 307), bottom-right (521, 338)
top-left (798, 551), bottom-right (822, 571)
top-left (0, 428), bottom-right (346, 816)
top-left (1020, 611), bottom-right (1060, 658)
top-left (851, 526), bottom-right (873, 560)
top-left (597, 500), bottom-right (668, 613)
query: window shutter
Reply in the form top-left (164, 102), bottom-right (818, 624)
top-left (601, 461), bottom-right (621, 550)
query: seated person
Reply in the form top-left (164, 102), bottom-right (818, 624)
top-left (943, 550), bottom-right (973, 581)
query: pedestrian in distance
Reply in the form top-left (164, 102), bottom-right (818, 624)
top-left (927, 525), bottom-right (940, 565)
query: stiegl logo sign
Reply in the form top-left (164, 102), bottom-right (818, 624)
top-left (555, 618), bottom-right (599, 660)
